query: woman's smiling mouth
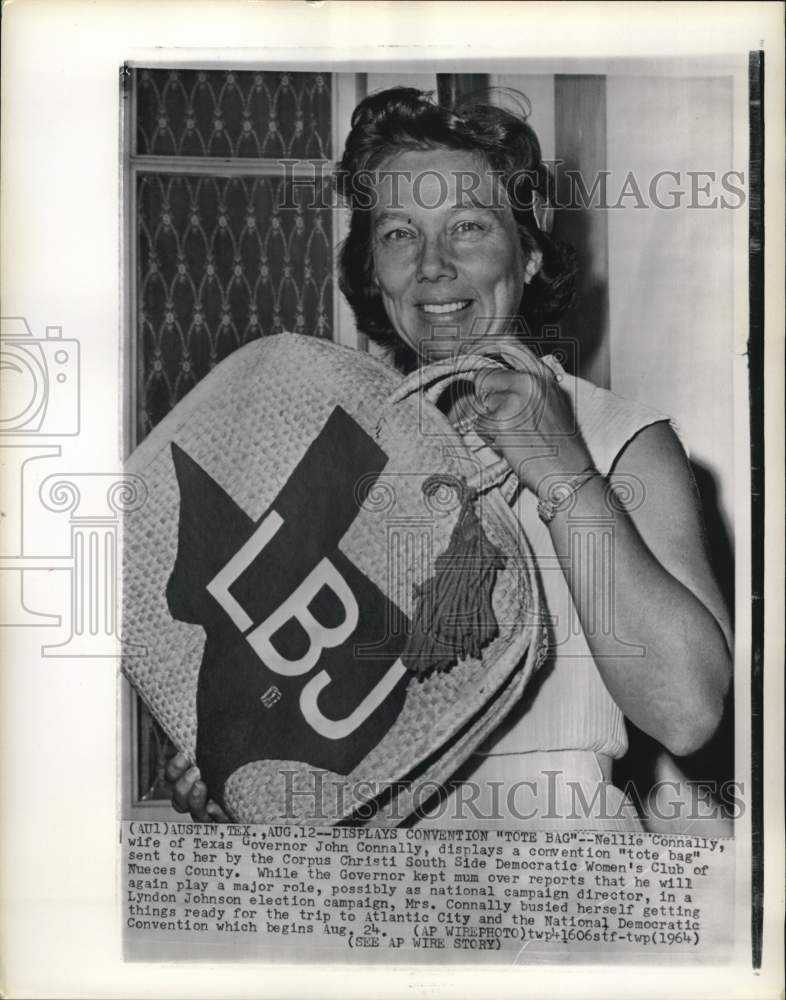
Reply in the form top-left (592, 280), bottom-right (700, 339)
top-left (419, 299), bottom-right (473, 315)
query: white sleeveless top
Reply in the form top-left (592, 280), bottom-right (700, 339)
top-left (469, 356), bottom-right (675, 759)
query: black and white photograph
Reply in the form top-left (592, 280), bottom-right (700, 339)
top-left (0, 2), bottom-right (782, 997)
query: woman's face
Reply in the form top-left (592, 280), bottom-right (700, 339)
top-left (370, 148), bottom-right (533, 360)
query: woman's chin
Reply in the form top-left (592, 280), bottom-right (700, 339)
top-left (411, 335), bottom-right (458, 361)
top-left (412, 326), bottom-right (478, 361)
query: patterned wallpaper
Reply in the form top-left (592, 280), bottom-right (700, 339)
top-left (132, 68), bottom-right (334, 801)
top-left (136, 69), bottom-right (332, 158)
top-left (137, 172), bottom-right (332, 437)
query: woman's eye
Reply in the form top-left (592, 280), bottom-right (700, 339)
top-left (383, 228), bottom-right (415, 243)
top-left (453, 220), bottom-right (484, 235)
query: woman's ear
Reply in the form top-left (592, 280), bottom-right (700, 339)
top-left (523, 249), bottom-right (543, 285)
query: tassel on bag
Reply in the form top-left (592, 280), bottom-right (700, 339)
top-left (402, 475), bottom-right (507, 677)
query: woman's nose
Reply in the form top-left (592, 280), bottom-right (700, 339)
top-left (416, 235), bottom-right (457, 282)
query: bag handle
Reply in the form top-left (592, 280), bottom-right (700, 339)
top-left (379, 342), bottom-right (547, 498)
top-left (386, 340), bottom-right (545, 408)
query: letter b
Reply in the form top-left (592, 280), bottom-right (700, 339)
top-left (246, 557), bottom-right (359, 676)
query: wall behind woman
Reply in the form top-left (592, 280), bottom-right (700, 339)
top-left (488, 65), bottom-right (743, 825)
top-left (606, 72), bottom-right (738, 597)
top-left (606, 70), bottom-right (742, 828)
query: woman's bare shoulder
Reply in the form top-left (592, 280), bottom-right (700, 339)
top-left (611, 420), bottom-right (732, 650)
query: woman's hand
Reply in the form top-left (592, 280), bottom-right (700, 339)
top-left (471, 352), bottom-right (593, 495)
top-left (165, 751), bottom-right (229, 823)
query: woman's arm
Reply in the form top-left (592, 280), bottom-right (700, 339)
top-left (547, 420), bottom-right (731, 755)
top-left (474, 365), bottom-right (732, 757)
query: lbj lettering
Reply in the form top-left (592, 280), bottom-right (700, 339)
top-left (207, 511), bottom-right (406, 740)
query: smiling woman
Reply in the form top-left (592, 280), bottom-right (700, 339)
top-left (368, 148), bottom-right (530, 359)
top-left (337, 88), bottom-right (577, 371)
top-left (167, 86), bottom-right (733, 829)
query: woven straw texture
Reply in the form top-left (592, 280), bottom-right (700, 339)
top-left (123, 333), bottom-right (546, 823)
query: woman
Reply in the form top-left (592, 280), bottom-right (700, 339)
top-left (167, 87), bottom-right (732, 828)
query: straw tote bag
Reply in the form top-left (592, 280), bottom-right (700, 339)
top-left (122, 332), bottom-right (547, 824)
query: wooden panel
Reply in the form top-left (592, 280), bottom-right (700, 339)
top-left (436, 73), bottom-right (490, 106)
top-left (332, 73), bottom-right (367, 351)
top-left (554, 75), bottom-right (610, 387)
top-left (488, 73), bottom-right (555, 163)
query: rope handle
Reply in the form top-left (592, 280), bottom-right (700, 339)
top-left (379, 342), bottom-right (556, 497)
top-left (386, 340), bottom-right (550, 408)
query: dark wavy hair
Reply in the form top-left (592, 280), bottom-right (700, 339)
top-left (336, 86), bottom-right (577, 370)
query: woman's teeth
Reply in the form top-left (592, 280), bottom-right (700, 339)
top-left (420, 300), bottom-right (471, 315)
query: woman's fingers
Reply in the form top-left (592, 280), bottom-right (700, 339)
top-left (474, 368), bottom-right (518, 407)
top-left (206, 800), bottom-right (230, 823)
top-left (186, 780), bottom-right (213, 823)
top-left (167, 752), bottom-right (194, 813)
top-left (171, 764), bottom-right (200, 813)
top-left (474, 369), bottom-right (547, 428)
top-left (164, 750), bottom-right (190, 785)
top-left (165, 752), bottom-right (228, 822)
